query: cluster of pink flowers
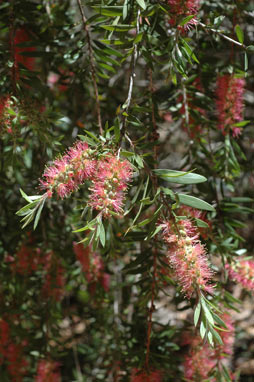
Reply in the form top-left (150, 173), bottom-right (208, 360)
top-left (42, 252), bottom-right (65, 301)
top-left (130, 368), bottom-right (163, 382)
top-left (0, 95), bottom-right (12, 133)
top-left (88, 154), bottom-right (133, 217)
top-left (6, 244), bottom-right (43, 275)
top-left (216, 74), bottom-right (245, 137)
top-left (40, 142), bottom-right (133, 217)
top-left (226, 259), bottom-right (254, 291)
top-left (167, 0), bottom-right (200, 30)
top-left (73, 242), bottom-right (110, 293)
top-left (40, 141), bottom-right (95, 198)
top-left (161, 218), bottom-right (213, 298)
top-left (216, 312), bottom-right (235, 358)
top-left (184, 335), bottom-right (216, 381)
top-left (184, 312), bottom-right (235, 381)
top-left (14, 28), bottom-right (35, 73)
top-left (35, 359), bottom-right (61, 382)
top-left (177, 205), bottom-right (212, 240)
top-left (0, 320), bottom-right (28, 382)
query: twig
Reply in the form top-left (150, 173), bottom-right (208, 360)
top-left (198, 21), bottom-right (246, 49)
top-left (145, 248), bottom-right (157, 369)
top-left (77, 0), bottom-right (103, 135)
top-left (120, 9), bottom-right (141, 142)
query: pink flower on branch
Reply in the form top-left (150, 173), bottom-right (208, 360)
top-left (226, 259), bottom-right (254, 291)
top-left (216, 74), bottom-right (245, 137)
top-left (131, 368), bottom-right (163, 382)
top-left (40, 141), bottom-right (95, 198)
top-left (89, 155), bottom-right (133, 217)
top-left (161, 219), bottom-right (213, 298)
top-left (35, 359), bottom-right (61, 382)
top-left (167, 0), bottom-right (200, 30)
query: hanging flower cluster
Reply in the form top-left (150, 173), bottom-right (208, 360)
top-left (177, 205), bottom-right (212, 240)
top-left (0, 320), bottom-right (28, 382)
top-left (6, 244), bottom-right (43, 275)
top-left (167, 0), bottom-right (200, 29)
top-left (130, 368), bottom-right (163, 382)
top-left (14, 28), bottom-right (35, 72)
top-left (73, 242), bottom-right (110, 293)
top-left (161, 218), bottom-right (213, 298)
top-left (226, 259), bottom-right (254, 291)
top-left (0, 95), bottom-right (12, 133)
top-left (183, 335), bottom-right (216, 381)
top-left (35, 359), bottom-right (61, 382)
top-left (184, 312), bottom-right (235, 381)
top-left (42, 253), bottom-right (65, 301)
top-left (216, 74), bottom-right (245, 137)
top-left (40, 142), bottom-right (133, 217)
top-left (89, 154), bottom-right (133, 217)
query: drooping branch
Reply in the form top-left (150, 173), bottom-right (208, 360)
top-left (77, 0), bottom-right (103, 135)
top-left (145, 248), bottom-right (157, 369)
top-left (120, 8), bottom-right (141, 142)
top-left (198, 21), bottom-right (246, 49)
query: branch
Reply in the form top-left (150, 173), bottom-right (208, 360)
top-left (198, 21), bottom-right (246, 49)
top-left (77, 0), bottom-right (103, 135)
top-left (120, 9), bottom-right (141, 142)
top-left (145, 248), bottom-right (157, 369)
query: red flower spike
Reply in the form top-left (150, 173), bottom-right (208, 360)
top-left (167, 0), bottom-right (200, 30)
top-left (161, 219), bottom-right (213, 298)
top-left (226, 259), bottom-right (254, 291)
top-left (35, 359), bottom-right (61, 382)
top-left (131, 368), bottom-right (163, 382)
top-left (14, 28), bottom-right (35, 72)
top-left (216, 74), bottom-right (245, 137)
top-left (89, 155), bottom-right (133, 217)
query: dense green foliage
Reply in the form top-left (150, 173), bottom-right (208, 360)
top-left (0, 0), bottom-right (254, 381)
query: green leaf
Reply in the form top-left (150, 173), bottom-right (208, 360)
top-left (177, 194), bottom-right (215, 212)
top-left (99, 223), bottom-right (106, 247)
top-left (200, 321), bottom-right (206, 339)
top-left (194, 302), bottom-right (201, 327)
top-left (201, 298), bottom-right (214, 326)
top-left (19, 188), bottom-right (32, 203)
top-left (179, 15), bottom-right (195, 26)
top-left (137, 0), bottom-right (146, 9)
top-left (247, 45), bottom-right (254, 52)
top-left (235, 24), bottom-right (244, 44)
top-left (195, 218), bottom-right (209, 228)
top-left (100, 24), bottom-right (134, 32)
top-left (92, 6), bottom-right (123, 17)
top-left (153, 169), bottom-right (207, 184)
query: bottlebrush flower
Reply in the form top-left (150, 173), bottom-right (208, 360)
top-left (167, 0), bottom-right (200, 30)
top-left (177, 205), bottom-right (212, 240)
top-left (42, 253), bottom-right (65, 301)
top-left (14, 28), bottom-right (35, 72)
top-left (9, 245), bottom-right (43, 275)
top-left (216, 74), bottom-right (245, 137)
top-left (215, 312), bottom-right (235, 358)
top-left (0, 319), bottom-right (10, 364)
top-left (183, 335), bottom-right (216, 381)
top-left (40, 141), bottom-right (95, 198)
top-left (161, 219), bottom-right (213, 298)
top-left (0, 95), bottom-right (12, 133)
top-left (6, 342), bottom-right (28, 382)
top-left (226, 259), bottom-right (254, 291)
top-left (88, 154), bottom-right (133, 217)
top-left (35, 359), bottom-right (61, 382)
top-left (131, 368), bottom-right (163, 382)
top-left (73, 242), bottom-right (110, 292)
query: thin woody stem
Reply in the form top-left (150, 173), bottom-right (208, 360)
top-left (145, 248), bottom-right (157, 369)
top-left (198, 21), bottom-right (246, 49)
top-left (120, 8), bottom-right (141, 142)
top-left (77, 0), bottom-right (103, 135)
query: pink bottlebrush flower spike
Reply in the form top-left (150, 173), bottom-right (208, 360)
top-left (40, 141), bottom-right (95, 198)
top-left (167, 0), bottom-right (200, 30)
top-left (161, 218), bottom-right (213, 298)
top-left (35, 359), bottom-right (61, 382)
top-left (226, 259), bottom-right (254, 291)
top-left (131, 368), bottom-right (163, 382)
top-left (216, 74), bottom-right (245, 137)
top-left (89, 154), bottom-right (133, 217)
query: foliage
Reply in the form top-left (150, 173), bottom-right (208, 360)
top-left (0, 0), bottom-right (254, 381)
